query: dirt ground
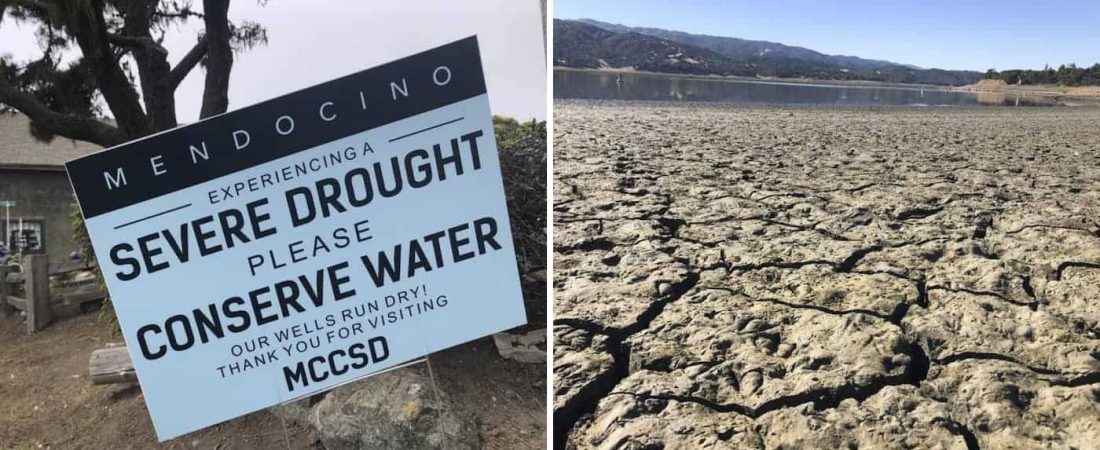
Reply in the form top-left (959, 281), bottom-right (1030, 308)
top-left (554, 103), bottom-right (1100, 448)
top-left (0, 309), bottom-right (545, 449)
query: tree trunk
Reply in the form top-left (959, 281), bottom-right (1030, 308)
top-left (200, 0), bottom-right (233, 119)
top-left (123, 1), bottom-right (178, 131)
top-left (68, 0), bottom-right (151, 138)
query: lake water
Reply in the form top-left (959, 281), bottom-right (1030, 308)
top-left (554, 70), bottom-right (1099, 107)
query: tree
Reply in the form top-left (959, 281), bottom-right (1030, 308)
top-left (0, 0), bottom-right (267, 147)
top-left (1, 1), bottom-right (266, 331)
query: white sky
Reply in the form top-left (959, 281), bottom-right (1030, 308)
top-left (0, 0), bottom-right (546, 122)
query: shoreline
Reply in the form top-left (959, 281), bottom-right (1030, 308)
top-left (553, 66), bottom-right (948, 89)
top-left (955, 83), bottom-right (1100, 98)
top-left (554, 66), bottom-right (1100, 99)
top-left (552, 98), bottom-right (1100, 110)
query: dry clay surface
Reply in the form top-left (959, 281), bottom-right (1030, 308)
top-left (553, 102), bottom-right (1100, 449)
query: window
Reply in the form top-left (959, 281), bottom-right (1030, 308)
top-left (5, 220), bottom-right (45, 254)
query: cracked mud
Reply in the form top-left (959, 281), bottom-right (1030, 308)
top-left (553, 102), bottom-right (1100, 449)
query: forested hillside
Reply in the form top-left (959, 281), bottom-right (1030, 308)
top-left (554, 19), bottom-right (983, 86)
top-left (553, 20), bottom-right (754, 76)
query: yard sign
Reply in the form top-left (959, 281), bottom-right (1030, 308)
top-left (66, 36), bottom-right (526, 440)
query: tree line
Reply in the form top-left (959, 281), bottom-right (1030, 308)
top-left (983, 63), bottom-right (1100, 86)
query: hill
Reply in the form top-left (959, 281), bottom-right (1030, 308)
top-left (554, 19), bottom-right (983, 86)
top-left (552, 19), bottom-right (754, 76)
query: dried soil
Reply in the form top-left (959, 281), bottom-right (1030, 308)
top-left (553, 102), bottom-right (1100, 449)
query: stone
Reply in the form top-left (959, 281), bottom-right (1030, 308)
top-left (493, 328), bottom-right (547, 363)
top-left (280, 367), bottom-right (480, 450)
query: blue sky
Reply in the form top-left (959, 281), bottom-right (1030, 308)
top-left (554, 0), bottom-right (1100, 71)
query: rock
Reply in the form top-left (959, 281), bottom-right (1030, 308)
top-left (270, 396), bottom-right (314, 426)
top-left (493, 328), bottom-right (547, 363)
top-left (281, 367), bottom-right (480, 450)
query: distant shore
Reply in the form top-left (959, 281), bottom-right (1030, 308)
top-left (956, 79), bottom-right (1100, 98)
top-left (553, 66), bottom-right (949, 90)
top-left (554, 66), bottom-right (1100, 98)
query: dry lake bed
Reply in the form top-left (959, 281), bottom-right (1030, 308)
top-left (553, 101), bottom-right (1100, 449)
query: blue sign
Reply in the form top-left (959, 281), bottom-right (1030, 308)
top-left (66, 36), bottom-right (526, 440)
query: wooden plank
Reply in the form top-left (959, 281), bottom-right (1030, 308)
top-left (55, 285), bottom-right (108, 305)
top-left (0, 265), bottom-right (11, 316)
top-left (89, 347), bottom-right (136, 385)
top-left (6, 296), bottom-right (26, 310)
top-left (24, 255), bottom-right (51, 334)
top-left (49, 260), bottom-right (92, 276)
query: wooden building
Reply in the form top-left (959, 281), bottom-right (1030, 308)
top-left (0, 114), bottom-right (101, 264)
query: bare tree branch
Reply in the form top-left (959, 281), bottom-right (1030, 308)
top-left (152, 9), bottom-right (204, 20)
top-left (107, 33), bottom-right (169, 54)
top-left (199, 0), bottom-right (232, 118)
top-left (0, 74), bottom-right (126, 147)
top-left (168, 34), bottom-right (207, 90)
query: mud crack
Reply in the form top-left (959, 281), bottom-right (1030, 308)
top-left (552, 272), bottom-right (700, 449)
